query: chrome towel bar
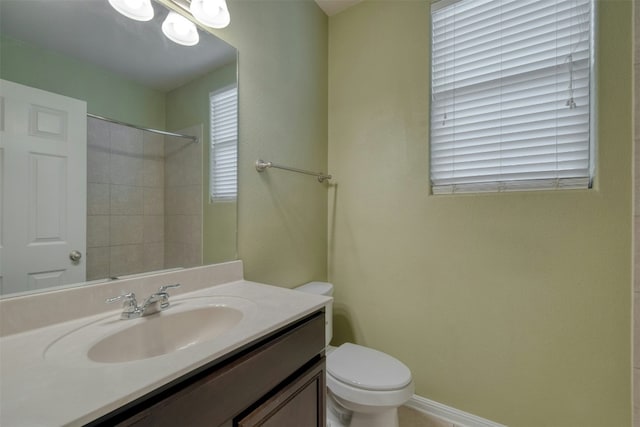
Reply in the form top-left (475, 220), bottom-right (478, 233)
top-left (255, 159), bottom-right (332, 183)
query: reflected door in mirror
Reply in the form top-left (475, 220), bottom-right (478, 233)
top-left (0, 79), bottom-right (87, 294)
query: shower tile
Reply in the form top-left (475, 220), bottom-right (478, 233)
top-left (110, 153), bottom-right (144, 186)
top-left (636, 217), bottom-right (640, 293)
top-left (165, 185), bottom-right (202, 215)
top-left (165, 140), bottom-right (201, 188)
top-left (110, 244), bottom-right (145, 277)
top-left (144, 187), bottom-right (165, 215)
top-left (110, 123), bottom-right (142, 156)
top-left (144, 215), bottom-right (165, 243)
top-left (143, 131), bottom-right (165, 157)
top-left (87, 183), bottom-right (110, 215)
top-left (635, 369), bottom-right (640, 427)
top-left (636, 65), bottom-right (640, 140)
top-left (87, 117), bottom-right (110, 150)
top-left (166, 214), bottom-right (201, 244)
top-left (143, 242), bottom-right (165, 272)
top-left (110, 215), bottom-right (143, 245)
top-left (110, 185), bottom-right (143, 215)
top-left (142, 158), bottom-right (164, 188)
top-left (87, 215), bottom-right (109, 248)
top-left (87, 147), bottom-right (110, 184)
top-left (636, 140), bottom-right (640, 215)
top-left (635, 292), bottom-right (640, 368)
top-left (165, 242), bottom-right (201, 269)
top-left (86, 247), bottom-right (110, 281)
top-left (635, 9), bottom-right (640, 64)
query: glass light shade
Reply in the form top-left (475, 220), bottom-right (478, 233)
top-left (190, 0), bottom-right (230, 29)
top-left (108, 0), bottom-right (154, 21)
top-left (162, 11), bottom-right (199, 46)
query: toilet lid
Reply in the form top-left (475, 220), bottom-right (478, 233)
top-left (327, 343), bottom-right (412, 391)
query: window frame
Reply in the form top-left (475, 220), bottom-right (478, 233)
top-left (209, 83), bottom-right (238, 203)
top-left (428, 0), bottom-right (597, 195)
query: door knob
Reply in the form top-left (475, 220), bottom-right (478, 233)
top-left (69, 250), bottom-right (82, 263)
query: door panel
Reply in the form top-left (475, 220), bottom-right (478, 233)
top-left (0, 79), bottom-right (87, 294)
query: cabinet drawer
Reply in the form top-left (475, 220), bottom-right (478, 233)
top-left (236, 358), bottom-right (326, 427)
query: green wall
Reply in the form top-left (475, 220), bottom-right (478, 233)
top-left (166, 61), bottom-right (238, 264)
top-left (0, 35), bottom-right (166, 130)
top-left (328, 1), bottom-right (632, 426)
top-left (207, 0), bottom-right (329, 285)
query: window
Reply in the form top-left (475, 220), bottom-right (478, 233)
top-left (210, 84), bottom-right (238, 201)
top-left (430, 0), bottom-right (594, 194)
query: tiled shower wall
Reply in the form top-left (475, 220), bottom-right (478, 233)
top-left (635, 1), bottom-right (639, 425)
top-left (86, 118), bottom-right (166, 280)
top-left (164, 126), bottom-right (203, 270)
top-left (86, 119), bottom-right (202, 281)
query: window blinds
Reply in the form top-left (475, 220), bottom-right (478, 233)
top-left (210, 85), bottom-right (238, 201)
top-left (430, 0), bottom-right (594, 194)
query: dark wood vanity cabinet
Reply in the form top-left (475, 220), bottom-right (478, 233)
top-left (91, 311), bottom-right (326, 427)
top-left (236, 358), bottom-right (325, 427)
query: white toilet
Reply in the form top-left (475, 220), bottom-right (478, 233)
top-left (295, 282), bottom-right (414, 427)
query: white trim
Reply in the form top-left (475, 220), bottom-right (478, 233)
top-left (405, 395), bottom-right (507, 427)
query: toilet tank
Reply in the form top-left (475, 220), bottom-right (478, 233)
top-left (295, 281), bottom-right (333, 347)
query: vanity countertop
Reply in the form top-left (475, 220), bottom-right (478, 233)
top-left (0, 280), bottom-right (330, 427)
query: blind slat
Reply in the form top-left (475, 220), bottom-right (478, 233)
top-left (430, 0), bottom-right (593, 193)
top-left (210, 85), bottom-right (238, 200)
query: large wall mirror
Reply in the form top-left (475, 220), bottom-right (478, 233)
top-left (0, 0), bottom-right (238, 296)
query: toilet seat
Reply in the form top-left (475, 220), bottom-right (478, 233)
top-left (327, 343), bottom-right (412, 391)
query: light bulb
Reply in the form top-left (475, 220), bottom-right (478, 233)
top-left (203, 0), bottom-right (223, 17)
top-left (108, 0), bottom-right (154, 21)
top-left (190, 0), bottom-right (230, 29)
top-left (124, 0), bottom-right (143, 10)
top-left (162, 11), bottom-right (199, 46)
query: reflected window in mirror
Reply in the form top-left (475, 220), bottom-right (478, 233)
top-left (210, 84), bottom-right (238, 202)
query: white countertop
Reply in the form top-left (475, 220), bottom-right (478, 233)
top-left (0, 280), bottom-right (330, 426)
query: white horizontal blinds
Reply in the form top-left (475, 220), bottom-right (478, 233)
top-left (210, 85), bottom-right (238, 201)
top-left (430, 0), bottom-right (593, 194)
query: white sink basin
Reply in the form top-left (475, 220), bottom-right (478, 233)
top-left (88, 305), bottom-right (243, 363)
top-left (44, 296), bottom-right (256, 364)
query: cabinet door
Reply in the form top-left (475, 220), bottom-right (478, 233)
top-left (236, 359), bottom-right (326, 427)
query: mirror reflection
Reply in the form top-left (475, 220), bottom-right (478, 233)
top-left (0, 0), bottom-right (238, 296)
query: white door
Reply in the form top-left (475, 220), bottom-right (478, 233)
top-left (0, 79), bottom-right (87, 294)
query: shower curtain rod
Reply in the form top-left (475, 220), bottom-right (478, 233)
top-left (87, 113), bottom-right (198, 143)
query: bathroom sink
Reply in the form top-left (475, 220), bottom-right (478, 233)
top-left (44, 296), bottom-right (256, 364)
top-left (88, 305), bottom-right (243, 363)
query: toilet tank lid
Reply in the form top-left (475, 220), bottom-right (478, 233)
top-left (296, 281), bottom-right (333, 296)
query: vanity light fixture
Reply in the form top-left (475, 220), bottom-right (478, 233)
top-left (162, 11), bottom-right (200, 46)
top-left (108, 0), bottom-right (154, 21)
top-left (190, 0), bottom-right (231, 29)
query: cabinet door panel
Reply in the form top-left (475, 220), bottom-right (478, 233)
top-left (236, 359), bottom-right (326, 427)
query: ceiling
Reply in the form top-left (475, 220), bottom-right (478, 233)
top-left (314, 0), bottom-right (363, 16)
top-left (0, 0), bottom-right (236, 92)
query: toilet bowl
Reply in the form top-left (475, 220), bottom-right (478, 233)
top-left (295, 282), bottom-right (414, 427)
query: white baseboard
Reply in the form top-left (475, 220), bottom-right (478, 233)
top-left (405, 395), bottom-right (507, 427)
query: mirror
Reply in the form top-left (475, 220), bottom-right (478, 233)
top-left (0, 0), bottom-right (238, 296)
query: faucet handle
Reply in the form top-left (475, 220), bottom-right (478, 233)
top-left (106, 292), bottom-right (138, 307)
top-left (106, 292), bottom-right (142, 319)
top-left (156, 284), bottom-right (180, 309)
top-left (158, 283), bottom-right (180, 293)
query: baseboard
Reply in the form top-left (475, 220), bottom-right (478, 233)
top-left (405, 395), bottom-right (507, 427)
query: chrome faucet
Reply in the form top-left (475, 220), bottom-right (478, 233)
top-left (106, 284), bottom-right (181, 319)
